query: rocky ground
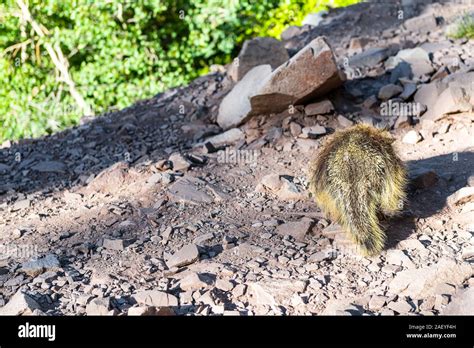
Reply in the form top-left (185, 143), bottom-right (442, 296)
top-left (0, 0), bottom-right (473, 316)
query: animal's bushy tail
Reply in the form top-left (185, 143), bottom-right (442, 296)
top-left (336, 186), bottom-right (385, 256)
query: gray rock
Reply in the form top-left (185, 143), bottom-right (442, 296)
top-left (420, 72), bottom-right (474, 127)
top-left (348, 47), bottom-right (389, 69)
top-left (337, 115), bottom-right (354, 128)
top-left (31, 161), bottom-right (67, 173)
top-left (308, 249), bottom-right (334, 262)
top-left (378, 84), bottom-right (403, 100)
top-left (304, 100), bottom-right (334, 115)
top-left (21, 254), bottom-right (61, 277)
top-left (132, 290), bottom-right (178, 307)
top-left (300, 125), bottom-right (326, 138)
top-left (385, 249), bottom-right (415, 268)
top-left (85, 297), bottom-right (110, 315)
top-left (166, 244), bottom-right (200, 268)
top-left (228, 37), bottom-right (289, 82)
top-left (281, 26), bottom-right (303, 41)
top-left (0, 289), bottom-right (41, 315)
top-left (403, 13), bottom-right (437, 33)
top-left (128, 306), bottom-right (174, 316)
top-left (215, 278), bottom-right (234, 292)
top-left (386, 48), bottom-right (434, 78)
top-left (204, 128), bottom-right (245, 147)
top-left (387, 300), bottom-right (414, 314)
top-left (0, 163), bottom-right (10, 174)
top-left (217, 65), bottom-right (272, 130)
top-left (167, 177), bottom-right (213, 204)
top-left (275, 218), bottom-right (314, 241)
top-left (179, 272), bottom-right (208, 291)
top-left (388, 257), bottom-right (472, 298)
top-left (442, 288), bottom-right (474, 315)
top-left (250, 37), bottom-right (344, 115)
top-left (368, 295), bottom-right (387, 310)
top-left (168, 153), bottom-right (191, 172)
top-left (103, 238), bottom-right (133, 251)
top-left (399, 83), bottom-right (417, 100)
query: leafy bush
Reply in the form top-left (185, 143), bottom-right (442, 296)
top-left (448, 12), bottom-right (474, 39)
top-left (0, 0), bottom-right (358, 142)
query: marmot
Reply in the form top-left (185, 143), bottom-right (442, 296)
top-left (308, 124), bottom-right (407, 255)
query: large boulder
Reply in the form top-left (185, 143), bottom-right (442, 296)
top-left (249, 36), bottom-right (344, 115)
top-left (217, 65), bottom-right (272, 130)
top-left (227, 37), bottom-right (289, 82)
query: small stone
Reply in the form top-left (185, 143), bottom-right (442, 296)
top-left (337, 115), bottom-right (353, 128)
top-left (378, 84), bottom-right (403, 100)
top-left (385, 249), bottom-right (415, 268)
top-left (128, 306), bottom-right (175, 316)
top-left (232, 284), bottom-right (247, 298)
top-left (349, 47), bottom-right (389, 69)
top-left (259, 174), bottom-right (283, 192)
top-left (215, 279), bottom-right (234, 292)
top-left (403, 13), bottom-right (437, 33)
top-left (86, 297), bottom-right (111, 315)
top-left (300, 125), bottom-right (326, 138)
top-left (166, 244), bottom-right (200, 268)
top-left (103, 238), bottom-right (132, 251)
top-left (399, 83), bottom-right (417, 100)
top-left (0, 290), bottom-right (41, 315)
top-left (205, 128), bottom-right (245, 147)
top-left (387, 300), bottom-right (414, 314)
top-left (179, 272), bottom-right (208, 291)
top-left (308, 250), bottom-right (334, 262)
top-left (21, 254), bottom-right (61, 277)
top-left (368, 295), bottom-right (387, 310)
top-left (132, 290), bottom-right (178, 307)
top-left (402, 130), bottom-right (421, 144)
top-left (275, 218), bottom-right (314, 241)
top-left (289, 122), bottom-right (302, 137)
top-left (304, 100), bottom-right (334, 116)
top-left (168, 153), bottom-right (192, 172)
top-left (31, 161), bottom-right (67, 173)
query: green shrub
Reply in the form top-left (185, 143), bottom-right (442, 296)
top-left (0, 0), bottom-right (358, 142)
top-left (448, 12), bottom-right (474, 39)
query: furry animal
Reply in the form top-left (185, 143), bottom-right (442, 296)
top-left (308, 124), bottom-right (407, 255)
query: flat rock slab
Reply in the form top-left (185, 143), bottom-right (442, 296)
top-left (166, 244), bottom-right (200, 268)
top-left (275, 218), bottom-right (314, 241)
top-left (167, 177), bottom-right (214, 204)
top-left (204, 128), bottom-right (245, 147)
top-left (31, 161), bottom-right (67, 173)
top-left (388, 257), bottom-right (472, 298)
top-left (348, 47), bottom-right (389, 69)
top-left (21, 254), bottom-right (61, 277)
top-left (132, 290), bottom-right (178, 307)
top-left (0, 290), bottom-right (41, 315)
top-left (250, 36), bottom-right (344, 115)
